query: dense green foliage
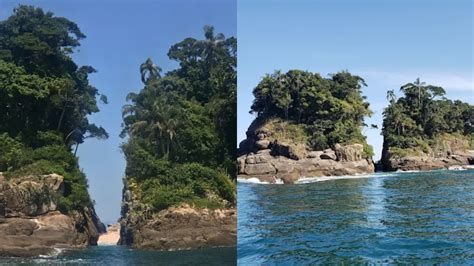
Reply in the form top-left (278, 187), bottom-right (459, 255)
top-left (382, 78), bottom-right (474, 154)
top-left (250, 70), bottom-right (373, 153)
top-left (121, 26), bottom-right (236, 211)
top-left (0, 6), bottom-right (107, 212)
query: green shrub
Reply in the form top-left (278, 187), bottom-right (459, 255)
top-left (136, 162), bottom-right (235, 212)
top-left (0, 133), bottom-right (28, 171)
top-left (363, 143), bottom-right (375, 157)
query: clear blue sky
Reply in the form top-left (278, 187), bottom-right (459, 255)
top-left (1, 0), bottom-right (236, 224)
top-left (238, 0), bottom-right (473, 161)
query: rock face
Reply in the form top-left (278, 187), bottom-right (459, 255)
top-left (237, 121), bottom-right (374, 184)
top-left (0, 173), bottom-right (103, 257)
top-left (381, 136), bottom-right (474, 171)
top-left (118, 178), bottom-right (236, 250)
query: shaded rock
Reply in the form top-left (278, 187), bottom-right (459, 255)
top-left (320, 150), bottom-right (337, 160)
top-left (451, 154), bottom-right (469, 164)
top-left (237, 158), bottom-right (245, 174)
top-left (255, 139), bottom-right (270, 150)
top-left (271, 141), bottom-right (300, 160)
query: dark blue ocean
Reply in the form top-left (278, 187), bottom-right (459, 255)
top-left (0, 246), bottom-right (236, 265)
top-left (238, 170), bottom-right (474, 265)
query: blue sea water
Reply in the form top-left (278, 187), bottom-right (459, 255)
top-left (238, 170), bottom-right (474, 265)
top-left (0, 246), bottom-right (236, 265)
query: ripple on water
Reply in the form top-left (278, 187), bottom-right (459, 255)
top-left (0, 246), bottom-right (237, 265)
top-left (238, 170), bottom-right (474, 264)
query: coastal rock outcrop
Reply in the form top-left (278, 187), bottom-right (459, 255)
top-left (118, 177), bottom-right (236, 250)
top-left (381, 136), bottom-right (474, 171)
top-left (237, 120), bottom-right (374, 184)
top-left (0, 173), bottom-right (103, 257)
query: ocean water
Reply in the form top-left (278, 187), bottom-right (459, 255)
top-left (238, 170), bottom-right (474, 265)
top-left (0, 246), bottom-right (236, 265)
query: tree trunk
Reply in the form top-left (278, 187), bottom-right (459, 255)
top-left (57, 103), bottom-right (67, 132)
top-left (74, 143), bottom-right (79, 156)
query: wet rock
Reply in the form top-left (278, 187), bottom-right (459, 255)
top-left (279, 172), bottom-right (299, 184)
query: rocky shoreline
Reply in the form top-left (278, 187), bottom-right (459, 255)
top-left (238, 145), bottom-right (374, 184)
top-left (381, 137), bottom-right (474, 171)
top-left (237, 122), bottom-right (374, 184)
top-left (119, 179), bottom-right (236, 250)
top-left (0, 173), bottom-right (104, 257)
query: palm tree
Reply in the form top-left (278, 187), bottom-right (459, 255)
top-left (386, 89), bottom-right (396, 104)
top-left (201, 25), bottom-right (225, 65)
top-left (140, 58), bottom-right (162, 84)
top-left (401, 78), bottom-right (426, 107)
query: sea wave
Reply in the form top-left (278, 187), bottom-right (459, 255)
top-left (237, 177), bottom-right (269, 184)
top-left (295, 172), bottom-right (397, 184)
top-left (395, 169), bottom-right (421, 173)
top-left (38, 247), bottom-right (65, 258)
top-left (238, 172), bottom-right (398, 185)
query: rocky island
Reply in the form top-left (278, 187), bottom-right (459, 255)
top-left (118, 26), bottom-right (237, 250)
top-left (0, 6), bottom-right (108, 257)
top-left (381, 79), bottom-right (474, 171)
top-left (238, 70), bottom-right (375, 183)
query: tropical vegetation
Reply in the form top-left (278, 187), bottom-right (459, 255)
top-left (0, 6), bottom-right (107, 212)
top-left (250, 70), bottom-right (373, 155)
top-left (382, 78), bottom-right (474, 157)
top-left (121, 26), bottom-right (236, 212)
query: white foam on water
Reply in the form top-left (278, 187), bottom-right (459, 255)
top-left (296, 173), bottom-right (380, 184)
top-left (97, 242), bottom-right (117, 246)
top-left (237, 177), bottom-right (271, 184)
top-left (448, 165), bottom-right (468, 171)
top-left (38, 247), bottom-right (64, 258)
top-left (395, 169), bottom-right (421, 173)
top-left (238, 172), bottom-right (400, 185)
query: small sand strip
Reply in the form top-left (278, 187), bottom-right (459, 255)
top-left (98, 224), bottom-right (120, 245)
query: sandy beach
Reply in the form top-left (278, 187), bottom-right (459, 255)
top-left (98, 224), bottom-right (120, 245)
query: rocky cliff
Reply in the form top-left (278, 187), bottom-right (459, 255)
top-left (0, 173), bottom-right (104, 257)
top-left (238, 119), bottom-right (374, 183)
top-left (381, 134), bottom-right (474, 171)
top-left (118, 178), bottom-right (236, 250)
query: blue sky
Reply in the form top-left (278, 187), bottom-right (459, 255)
top-left (238, 0), bottom-right (473, 161)
top-left (1, 0), bottom-right (236, 224)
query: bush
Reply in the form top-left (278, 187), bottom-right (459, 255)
top-left (363, 143), bottom-right (375, 157)
top-left (137, 162), bottom-right (235, 212)
top-left (0, 133), bottom-right (28, 171)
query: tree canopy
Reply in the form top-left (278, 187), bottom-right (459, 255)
top-left (0, 5), bottom-right (107, 212)
top-left (250, 70), bottom-right (373, 153)
top-left (382, 78), bottom-right (473, 155)
top-left (121, 26), bottom-right (236, 212)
